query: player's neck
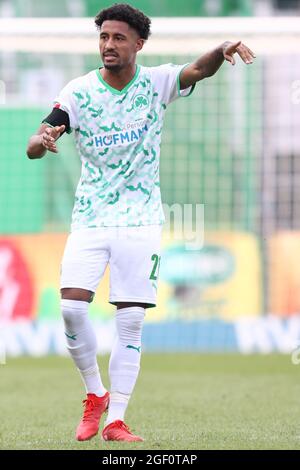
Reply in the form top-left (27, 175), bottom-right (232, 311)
top-left (100, 64), bottom-right (137, 92)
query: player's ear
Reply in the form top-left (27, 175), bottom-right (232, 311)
top-left (136, 38), bottom-right (145, 52)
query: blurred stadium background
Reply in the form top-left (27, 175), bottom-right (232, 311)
top-left (1, 0), bottom-right (300, 359)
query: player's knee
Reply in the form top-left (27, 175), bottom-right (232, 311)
top-left (60, 288), bottom-right (94, 303)
top-left (116, 307), bottom-right (145, 339)
top-left (131, 312), bottom-right (144, 332)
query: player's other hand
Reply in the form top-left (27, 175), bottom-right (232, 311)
top-left (223, 41), bottom-right (256, 66)
top-left (40, 125), bottom-right (65, 153)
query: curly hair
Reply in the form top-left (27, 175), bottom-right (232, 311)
top-left (95, 3), bottom-right (151, 40)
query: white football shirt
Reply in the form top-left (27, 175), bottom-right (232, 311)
top-left (53, 64), bottom-right (194, 230)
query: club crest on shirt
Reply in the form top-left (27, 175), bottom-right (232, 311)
top-left (133, 94), bottom-right (149, 111)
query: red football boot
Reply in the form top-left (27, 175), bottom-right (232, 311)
top-left (76, 392), bottom-right (109, 441)
top-left (102, 420), bottom-right (144, 442)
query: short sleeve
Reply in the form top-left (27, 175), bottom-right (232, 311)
top-left (149, 63), bottom-right (195, 105)
top-left (53, 79), bottom-right (79, 132)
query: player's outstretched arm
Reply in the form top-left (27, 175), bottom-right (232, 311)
top-left (26, 124), bottom-right (65, 159)
top-left (180, 41), bottom-right (256, 89)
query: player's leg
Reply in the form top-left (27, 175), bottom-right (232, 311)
top-left (60, 229), bottom-right (110, 441)
top-left (102, 301), bottom-right (146, 442)
top-left (61, 287), bottom-right (107, 398)
top-left (102, 225), bottom-right (162, 442)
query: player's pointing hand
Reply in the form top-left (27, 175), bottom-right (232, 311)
top-left (223, 41), bottom-right (256, 66)
top-left (40, 125), bottom-right (65, 153)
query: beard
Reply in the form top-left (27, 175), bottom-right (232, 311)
top-left (103, 62), bottom-right (122, 72)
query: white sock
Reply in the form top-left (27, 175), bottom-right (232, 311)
top-left (106, 306), bottom-right (145, 425)
top-left (78, 364), bottom-right (106, 397)
top-left (105, 392), bottom-right (130, 424)
top-left (61, 299), bottom-right (106, 397)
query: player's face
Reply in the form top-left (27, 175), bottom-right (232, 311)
top-left (99, 20), bottom-right (144, 72)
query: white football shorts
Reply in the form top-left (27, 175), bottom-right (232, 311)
top-left (60, 225), bottom-right (162, 308)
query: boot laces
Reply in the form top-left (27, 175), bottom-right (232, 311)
top-left (82, 398), bottom-right (96, 422)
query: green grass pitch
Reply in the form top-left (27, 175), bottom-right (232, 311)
top-left (1, 353), bottom-right (300, 450)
